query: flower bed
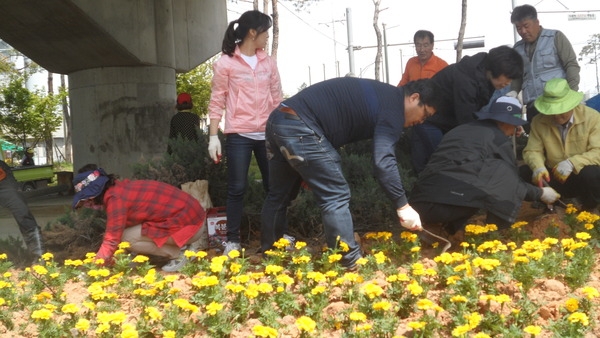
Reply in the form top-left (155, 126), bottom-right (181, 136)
top-left (0, 205), bottom-right (599, 337)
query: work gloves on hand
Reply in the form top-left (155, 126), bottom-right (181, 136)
top-left (540, 187), bottom-right (561, 204)
top-left (532, 167), bottom-right (551, 187)
top-left (397, 205), bottom-right (423, 231)
top-left (208, 135), bottom-right (222, 164)
top-left (552, 159), bottom-right (574, 183)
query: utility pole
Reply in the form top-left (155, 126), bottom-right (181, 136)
top-left (346, 8), bottom-right (355, 75)
top-left (319, 18), bottom-right (345, 78)
top-left (383, 23), bottom-right (389, 83)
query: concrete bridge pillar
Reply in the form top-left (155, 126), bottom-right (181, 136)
top-left (69, 66), bottom-right (176, 176)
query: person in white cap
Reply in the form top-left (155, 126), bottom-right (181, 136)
top-left (410, 96), bottom-right (560, 235)
top-left (520, 78), bottom-right (600, 212)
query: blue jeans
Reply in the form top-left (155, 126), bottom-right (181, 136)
top-left (225, 134), bottom-right (269, 243)
top-left (410, 122), bottom-right (444, 174)
top-left (261, 110), bottom-right (362, 267)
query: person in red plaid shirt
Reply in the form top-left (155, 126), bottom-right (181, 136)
top-left (72, 164), bottom-right (206, 272)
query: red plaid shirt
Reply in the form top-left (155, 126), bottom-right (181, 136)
top-left (97, 179), bottom-right (206, 261)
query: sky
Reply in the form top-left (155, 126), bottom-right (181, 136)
top-left (226, 0), bottom-right (600, 98)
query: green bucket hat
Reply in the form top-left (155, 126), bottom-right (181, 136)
top-left (534, 78), bottom-right (583, 115)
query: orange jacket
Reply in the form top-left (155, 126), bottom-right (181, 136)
top-left (398, 53), bottom-right (448, 86)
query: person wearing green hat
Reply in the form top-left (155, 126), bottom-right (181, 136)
top-left (21, 147), bottom-right (35, 166)
top-left (520, 78), bottom-right (600, 212)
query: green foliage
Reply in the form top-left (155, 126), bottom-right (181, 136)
top-left (175, 57), bottom-right (215, 117)
top-left (0, 74), bottom-right (63, 150)
top-left (132, 130), bottom-right (228, 207)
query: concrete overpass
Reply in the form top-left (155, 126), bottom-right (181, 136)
top-left (0, 0), bottom-right (226, 177)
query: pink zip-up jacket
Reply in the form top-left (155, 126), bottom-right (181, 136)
top-left (208, 46), bottom-right (283, 134)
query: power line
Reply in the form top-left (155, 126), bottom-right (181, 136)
top-left (277, 1), bottom-right (347, 48)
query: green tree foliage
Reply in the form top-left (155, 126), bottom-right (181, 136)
top-left (0, 76), bottom-right (35, 147)
top-left (175, 57), bottom-right (215, 117)
top-left (0, 75), bottom-right (63, 153)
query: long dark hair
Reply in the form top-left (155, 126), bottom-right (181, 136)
top-left (221, 10), bottom-right (272, 57)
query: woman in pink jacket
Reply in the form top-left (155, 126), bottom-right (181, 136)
top-left (207, 10), bottom-right (283, 255)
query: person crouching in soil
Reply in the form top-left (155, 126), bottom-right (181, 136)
top-left (72, 165), bottom-right (206, 272)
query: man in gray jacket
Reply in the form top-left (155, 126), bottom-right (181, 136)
top-left (410, 97), bottom-right (560, 235)
top-left (510, 4), bottom-right (580, 123)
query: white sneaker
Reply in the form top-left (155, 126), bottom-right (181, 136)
top-left (223, 242), bottom-right (242, 256)
top-left (161, 246), bottom-right (189, 272)
top-left (283, 234), bottom-right (296, 251)
top-left (161, 256), bottom-right (188, 272)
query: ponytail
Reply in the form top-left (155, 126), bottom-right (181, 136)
top-left (221, 20), bottom-right (238, 56)
top-left (221, 10), bottom-right (272, 57)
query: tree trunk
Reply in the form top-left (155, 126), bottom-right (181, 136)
top-left (45, 71), bottom-right (54, 164)
top-left (253, 0), bottom-right (258, 10)
top-left (271, 0), bottom-right (279, 61)
top-left (60, 74), bottom-right (72, 163)
top-left (372, 0), bottom-right (383, 81)
top-left (456, 0), bottom-right (468, 62)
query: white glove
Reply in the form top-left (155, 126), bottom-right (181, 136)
top-left (540, 187), bottom-right (560, 204)
top-left (505, 90), bottom-right (522, 104)
top-left (208, 135), bottom-right (222, 163)
top-left (552, 160), bottom-right (574, 183)
top-left (397, 205), bottom-right (423, 231)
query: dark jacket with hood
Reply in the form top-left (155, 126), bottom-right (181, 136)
top-left (410, 120), bottom-right (541, 223)
top-left (427, 53), bottom-right (495, 133)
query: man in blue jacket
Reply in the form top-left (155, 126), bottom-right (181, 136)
top-left (261, 78), bottom-right (442, 269)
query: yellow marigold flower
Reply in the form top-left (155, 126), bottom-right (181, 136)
top-left (356, 257), bottom-right (369, 266)
top-left (311, 285), bottom-right (326, 295)
top-left (447, 276), bottom-right (461, 285)
top-left (472, 257), bottom-right (501, 271)
top-left (229, 262), bottom-right (242, 273)
top-left (511, 221), bottom-right (528, 229)
top-left (162, 330), bottom-right (176, 338)
top-left (289, 241), bottom-right (306, 250)
top-left (88, 268), bottom-right (110, 278)
top-left (372, 301), bottom-right (392, 311)
top-left (495, 294), bottom-right (511, 304)
top-left (524, 325), bottom-right (541, 336)
top-left (408, 321), bottom-right (427, 330)
top-left (416, 299), bottom-right (437, 310)
top-left (61, 303), bottom-right (80, 314)
top-left (568, 312), bottom-right (589, 326)
top-left (95, 323), bottom-right (110, 334)
top-left (585, 223), bottom-right (594, 230)
top-left (144, 306), bottom-right (163, 321)
top-left (575, 232), bottom-right (591, 241)
top-left (2, 272), bottom-right (11, 278)
top-left (32, 265), bottom-right (48, 275)
top-left (75, 318), bottom-right (90, 332)
top-left (328, 253), bottom-right (342, 263)
top-left (506, 242), bottom-right (517, 250)
top-left (31, 308), bottom-right (53, 320)
top-left (252, 324), bottom-right (278, 338)
top-left (0, 253), bottom-right (6, 260)
top-left (452, 324), bottom-right (471, 336)
top-left (374, 251), bottom-right (388, 264)
top-left (34, 291), bottom-right (52, 302)
top-left (466, 312), bottom-right (482, 328)
top-left (339, 240), bottom-right (350, 252)
top-left (295, 316), bottom-right (316, 333)
top-left (411, 246), bottom-right (421, 253)
top-left (64, 259), bottom-right (83, 267)
top-left (565, 251), bottom-right (575, 258)
top-left (41, 252), bottom-right (53, 261)
top-left (450, 295), bottom-right (468, 303)
top-left (473, 333), bottom-right (491, 338)
top-left (349, 311), bottom-right (367, 322)
top-left (195, 251), bottom-right (208, 258)
top-left (0, 298), bottom-right (5, 306)
top-left (227, 249), bottom-right (240, 259)
top-left (276, 274), bottom-right (294, 286)
top-left (576, 211), bottom-right (599, 224)
top-left (306, 271), bottom-right (326, 283)
top-left (292, 255), bottom-right (311, 264)
top-left (131, 255), bottom-right (149, 263)
top-left (342, 272), bottom-right (362, 283)
top-left (400, 231), bottom-right (418, 242)
top-left (513, 256), bottom-right (529, 264)
top-left (273, 237), bottom-right (292, 250)
top-left (173, 299), bottom-right (199, 313)
top-left (356, 323), bottom-right (372, 332)
top-left (580, 286), bottom-right (600, 299)
top-left (121, 323), bottom-right (138, 338)
top-left (460, 242), bottom-right (470, 248)
top-left (565, 204), bottom-right (578, 214)
top-left (526, 251), bottom-right (543, 261)
top-left (118, 242), bottom-right (131, 249)
top-left (407, 280), bottom-right (423, 296)
top-left (360, 283), bottom-right (384, 299)
top-left (265, 264), bottom-right (284, 275)
top-left (564, 298), bottom-right (579, 312)
top-left (205, 301), bottom-right (223, 316)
